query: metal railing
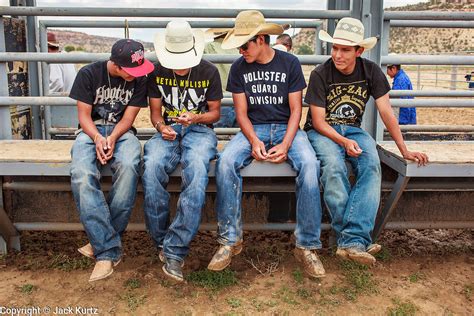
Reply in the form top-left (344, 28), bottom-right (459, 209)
top-left (0, 3), bottom-right (473, 141)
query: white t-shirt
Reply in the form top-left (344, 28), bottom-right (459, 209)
top-left (49, 63), bottom-right (77, 93)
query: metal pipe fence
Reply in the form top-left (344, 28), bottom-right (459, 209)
top-left (1, 96), bottom-right (473, 108)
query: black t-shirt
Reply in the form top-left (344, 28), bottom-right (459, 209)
top-left (304, 57), bottom-right (390, 130)
top-left (147, 59), bottom-right (223, 125)
top-left (69, 61), bottom-right (148, 125)
top-left (227, 49), bottom-right (307, 125)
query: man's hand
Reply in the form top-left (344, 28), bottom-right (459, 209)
top-left (401, 150), bottom-right (429, 166)
top-left (104, 135), bottom-right (117, 161)
top-left (267, 143), bottom-right (289, 163)
top-left (173, 112), bottom-right (198, 127)
top-left (342, 139), bottom-right (363, 158)
top-left (160, 125), bottom-right (177, 141)
top-left (251, 139), bottom-right (268, 161)
top-left (94, 135), bottom-right (108, 165)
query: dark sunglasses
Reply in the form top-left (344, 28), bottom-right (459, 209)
top-left (239, 36), bottom-right (258, 51)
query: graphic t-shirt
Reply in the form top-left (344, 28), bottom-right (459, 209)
top-left (304, 57), bottom-right (390, 130)
top-left (227, 49), bottom-right (307, 125)
top-left (147, 59), bottom-right (223, 125)
top-left (69, 61), bottom-right (148, 125)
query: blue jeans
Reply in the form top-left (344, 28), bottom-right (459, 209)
top-left (307, 125), bottom-right (381, 250)
top-left (70, 126), bottom-right (141, 261)
top-left (214, 106), bottom-right (237, 128)
top-left (216, 124), bottom-right (323, 249)
top-left (142, 124), bottom-right (217, 262)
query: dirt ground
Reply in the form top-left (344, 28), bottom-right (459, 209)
top-left (0, 229), bottom-right (472, 315)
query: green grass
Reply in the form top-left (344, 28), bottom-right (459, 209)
top-left (124, 278), bottom-right (142, 290)
top-left (275, 286), bottom-right (300, 305)
top-left (119, 292), bottom-right (146, 312)
top-left (374, 248), bottom-right (392, 262)
top-left (296, 288), bottom-right (311, 299)
top-left (48, 254), bottom-right (93, 271)
top-left (462, 283), bottom-right (473, 301)
top-left (292, 268), bottom-right (304, 284)
top-left (226, 297), bottom-right (242, 308)
top-left (387, 298), bottom-right (418, 316)
top-left (408, 271), bottom-right (425, 283)
top-left (339, 260), bottom-right (378, 301)
top-left (187, 269), bottom-right (237, 292)
top-left (19, 283), bottom-right (35, 294)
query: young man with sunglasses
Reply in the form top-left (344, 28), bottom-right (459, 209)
top-left (70, 39), bottom-right (153, 282)
top-left (207, 10), bottom-right (325, 279)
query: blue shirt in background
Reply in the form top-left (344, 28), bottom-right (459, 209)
top-left (392, 68), bottom-right (416, 125)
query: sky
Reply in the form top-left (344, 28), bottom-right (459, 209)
top-left (0, 0), bottom-right (430, 43)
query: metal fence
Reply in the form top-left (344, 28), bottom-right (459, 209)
top-left (0, 1), bottom-right (473, 141)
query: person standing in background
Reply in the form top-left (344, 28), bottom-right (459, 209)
top-left (48, 32), bottom-right (76, 93)
top-left (387, 64), bottom-right (416, 125)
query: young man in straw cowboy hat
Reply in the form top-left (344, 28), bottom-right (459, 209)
top-left (208, 10), bottom-right (326, 278)
top-left (304, 17), bottom-right (428, 265)
top-left (143, 20), bottom-right (223, 282)
top-left (71, 39), bottom-right (154, 282)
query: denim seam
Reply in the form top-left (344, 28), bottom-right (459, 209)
top-left (163, 253), bottom-right (184, 263)
top-left (95, 255), bottom-right (120, 262)
top-left (338, 242), bottom-right (366, 251)
top-left (295, 243), bottom-right (322, 250)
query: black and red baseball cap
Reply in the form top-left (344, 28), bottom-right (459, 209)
top-left (110, 39), bottom-right (154, 77)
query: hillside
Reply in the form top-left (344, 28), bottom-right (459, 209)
top-left (52, 30), bottom-right (153, 53)
top-left (292, 1), bottom-right (473, 55)
top-left (50, 2), bottom-right (472, 55)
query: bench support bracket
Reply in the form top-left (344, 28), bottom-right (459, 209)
top-left (0, 177), bottom-right (21, 254)
top-left (372, 174), bottom-right (410, 240)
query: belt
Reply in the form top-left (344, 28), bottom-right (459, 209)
top-left (93, 119), bottom-right (116, 126)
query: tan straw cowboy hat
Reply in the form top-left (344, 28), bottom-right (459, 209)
top-left (318, 17), bottom-right (377, 50)
top-left (221, 10), bottom-right (284, 50)
top-left (154, 20), bottom-right (205, 70)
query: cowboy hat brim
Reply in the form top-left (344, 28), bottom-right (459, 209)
top-left (318, 29), bottom-right (377, 50)
top-left (221, 23), bottom-right (283, 50)
top-left (154, 29), bottom-right (205, 70)
top-left (205, 28), bottom-right (231, 43)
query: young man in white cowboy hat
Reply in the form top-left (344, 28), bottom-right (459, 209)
top-left (207, 10), bottom-right (326, 278)
top-left (70, 39), bottom-right (154, 282)
top-left (143, 20), bottom-right (222, 282)
top-left (304, 17), bottom-right (429, 265)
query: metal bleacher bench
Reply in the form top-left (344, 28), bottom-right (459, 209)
top-left (0, 139), bottom-right (298, 253)
top-left (1, 139), bottom-right (474, 254)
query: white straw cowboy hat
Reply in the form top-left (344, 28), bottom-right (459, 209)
top-left (154, 20), bottom-right (205, 69)
top-left (205, 28), bottom-right (230, 43)
top-left (221, 10), bottom-right (284, 50)
top-left (318, 17), bottom-right (377, 50)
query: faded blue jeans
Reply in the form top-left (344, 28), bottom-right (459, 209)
top-left (216, 124), bottom-right (323, 250)
top-left (307, 125), bottom-right (381, 251)
top-left (142, 124), bottom-right (217, 263)
top-left (70, 126), bottom-right (141, 261)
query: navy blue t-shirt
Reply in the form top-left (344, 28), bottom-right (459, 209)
top-left (226, 49), bottom-right (306, 125)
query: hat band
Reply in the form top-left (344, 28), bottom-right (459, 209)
top-left (165, 37), bottom-right (197, 56)
top-left (333, 37), bottom-right (358, 44)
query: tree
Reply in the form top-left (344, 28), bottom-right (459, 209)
top-left (64, 45), bottom-right (75, 52)
top-left (297, 44), bottom-right (314, 55)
